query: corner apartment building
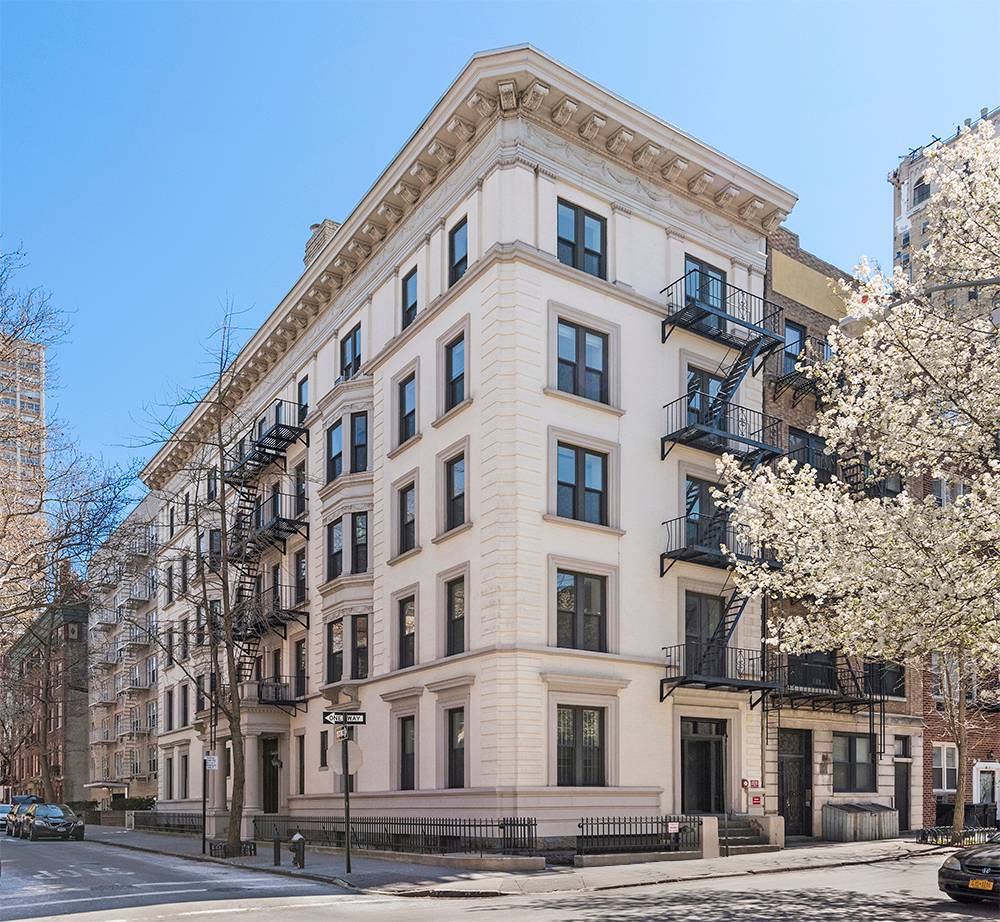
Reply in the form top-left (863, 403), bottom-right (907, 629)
top-left (0, 339), bottom-right (45, 483)
top-left (86, 493), bottom-right (161, 804)
top-left (4, 603), bottom-right (89, 802)
top-left (761, 228), bottom-right (924, 837)
top-left (137, 45), bottom-right (802, 839)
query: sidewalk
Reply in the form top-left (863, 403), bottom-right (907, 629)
top-left (87, 826), bottom-right (944, 897)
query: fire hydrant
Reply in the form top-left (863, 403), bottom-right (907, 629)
top-left (289, 831), bottom-right (305, 868)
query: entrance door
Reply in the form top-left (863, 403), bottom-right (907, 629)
top-left (681, 718), bottom-right (727, 813)
top-left (778, 729), bottom-right (812, 836)
top-left (261, 738), bottom-right (279, 814)
top-left (895, 761), bottom-right (911, 832)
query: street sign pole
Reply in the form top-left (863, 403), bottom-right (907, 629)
top-left (201, 756), bottom-right (207, 855)
top-left (341, 721), bottom-right (351, 875)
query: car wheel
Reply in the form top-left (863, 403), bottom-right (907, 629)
top-left (948, 893), bottom-right (982, 904)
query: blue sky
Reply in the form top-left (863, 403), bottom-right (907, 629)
top-left (2, 0), bottom-right (997, 470)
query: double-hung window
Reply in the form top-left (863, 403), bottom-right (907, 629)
top-left (448, 218), bottom-right (468, 286)
top-left (297, 377), bottom-right (309, 423)
top-left (294, 549), bottom-right (307, 604)
top-left (351, 512), bottom-right (368, 574)
top-left (340, 324), bottom-right (361, 380)
top-left (445, 576), bottom-right (465, 656)
top-left (326, 620), bottom-right (343, 684)
top-left (398, 596), bottom-right (416, 668)
top-left (398, 375), bottom-right (416, 444)
top-left (445, 454), bottom-right (465, 531)
top-left (351, 412), bottom-right (368, 472)
top-left (445, 334), bottom-right (465, 411)
top-left (913, 178), bottom-right (930, 205)
top-left (294, 461), bottom-right (307, 516)
top-left (933, 743), bottom-right (959, 791)
top-left (557, 443), bottom-right (607, 525)
top-left (351, 615), bottom-right (369, 680)
top-left (401, 268), bottom-right (418, 330)
top-left (865, 660), bottom-right (906, 698)
top-left (783, 321), bottom-right (806, 375)
top-left (557, 320), bottom-right (608, 403)
top-left (326, 518), bottom-right (343, 581)
top-left (557, 200), bottom-right (606, 279)
top-left (399, 716), bottom-right (416, 790)
top-left (447, 707), bottom-right (465, 789)
top-left (398, 483), bottom-right (416, 553)
top-left (326, 422), bottom-right (343, 482)
top-left (556, 570), bottom-right (607, 652)
top-left (557, 705), bottom-right (605, 786)
top-left (833, 733), bottom-right (876, 792)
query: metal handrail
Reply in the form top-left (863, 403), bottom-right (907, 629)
top-left (663, 392), bottom-right (783, 451)
top-left (663, 642), bottom-right (769, 683)
top-left (663, 269), bottom-right (783, 335)
top-left (662, 512), bottom-right (774, 563)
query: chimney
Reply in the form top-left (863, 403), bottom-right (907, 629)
top-left (304, 219), bottom-right (341, 267)
top-left (982, 107), bottom-right (990, 119)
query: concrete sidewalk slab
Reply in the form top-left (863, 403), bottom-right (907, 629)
top-left (86, 826), bottom-right (944, 898)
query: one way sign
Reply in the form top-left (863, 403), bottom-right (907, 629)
top-left (323, 710), bottom-right (366, 726)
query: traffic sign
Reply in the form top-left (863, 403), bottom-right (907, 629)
top-left (331, 740), bottom-right (363, 775)
top-left (336, 727), bottom-right (349, 742)
top-left (323, 710), bottom-right (366, 726)
top-left (204, 755), bottom-right (219, 771)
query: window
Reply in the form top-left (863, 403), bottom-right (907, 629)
top-left (169, 506), bottom-right (175, 538)
top-left (351, 412), bottom-right (368, 472)
top-left (326, 620), bottom-right (343, 684)
top-left (447, 707), bottom-right (465, 789)
top-left (398, 374), bottom-right (416, 444)
top-left (179, 684), bottom-right (189, 727)
top-left (401, 268), bottom-right (418, 330)
top-left (165, 757), bottom-right (174, 799)
top-left (557, 443), bottom-right (607, 525)
top-left (894, 735), bottom-right (911, 758)
top-left (179, 754), bottom-right (189, 799)
top-left (166, 565), bottom-right (174, 604)
top-left (294, 549), bottom-right (307, 604)
top-left (557, 200), bottom-right (606, 279)
top-left (297, 377), bottom-right (309, 423)
top-left (165, 629), bottom-right (175, 666)
top-left (180, 557), bottom-right (188, 594)
top-left (351, 512), bottom-right (368, 574)
top-left (340, 323), bottom-right (361, 380)
top-left (206, 468), bottom-right (218, 502)
top-left (294, 461), bottom-right (306, 516)
top-left (399, 596), bottom-right (416, 668)
top-left (448, 218), bottom-right (468, 286)
top-left (271, 648), bottom-right (281, 681)
top-left (146, 699), bottom-right (157, 731)
top-left (557, 705), bottom-right (605, 786)
top-left (326, 518), bottom-right (343, 581)
top-left (913, 178), bottom-right (930, 205)
top-left (865, 660), bottom-right (906, 697)
top-left (398, 482), bottom-right (416, 553)
top-left (444, 334), bottom-right (465, 412)
top-left (297, 735), bottom-right (305, 795)
top-left (932, 743), bottom-right (959, 791)
top-left (833, 733), bottom-right (876, 792)
top-left (184, 493), bottom-right (190, 524)
top-left (901, 231), bottom-right (910, 248)
top-left (399, 715), bottom-right (416, 790)
top-left (195, 675), bottom-right (205, 712)
top-left (294, 639), bottom-right (307, 698)
top-left (351, 615), bottom-right (369, 680)
top-left (445, 454), bottom-right (465, 531)
top-left (326, 422), bottom-right (343, 482)
top-left (556, 570), bottom-right (606, 652)
top-left (783, 321), bottom-right (806, 375)
top-left (320, 730), bottom-right (329, 769)
top-left (179, 618), bottom-right (189, 660)
top-left (164, 689), bottom-right (175, 731)
top-left (445, 576), bottom-right (465, 657)
top-left (557, 320), bottom-right (608, 403)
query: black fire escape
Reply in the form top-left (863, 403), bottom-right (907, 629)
top-left (658, 268), bottom-right (785, 702)
top-left (222, 399), bottom-right (309, 682)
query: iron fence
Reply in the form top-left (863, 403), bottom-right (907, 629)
top-left (132, 811), bottom-right (204, 834)
top-left (577, 815), bottom-right (702, 855)
top-left (917, 826), bottom-right (999, 846)
top-left (253, 814), bottom-right (537, 855)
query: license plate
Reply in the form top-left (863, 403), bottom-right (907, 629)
top-left (969, 879), bottom-right (994, 891)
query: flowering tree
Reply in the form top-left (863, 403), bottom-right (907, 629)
top-left (716, 120), bottom-right (1000, 838)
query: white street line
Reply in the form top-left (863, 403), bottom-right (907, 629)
top-left (25, 887), bottom-right (208, 908)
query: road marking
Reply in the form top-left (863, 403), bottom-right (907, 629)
top-left (25, 888), bottom-right (209, 908)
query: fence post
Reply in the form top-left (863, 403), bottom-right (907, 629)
top-left (273, 835), bottom-right (281, 866)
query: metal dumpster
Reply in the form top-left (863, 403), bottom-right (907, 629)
top-left (821, 802), bottom-right (899, 841)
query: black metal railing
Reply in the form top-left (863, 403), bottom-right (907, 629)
top-left (254, 674), bottom-right (308, 705)
top-left (133, 811), bottom-right (204, 834)
top-left (663, 642), bottom-right (771, 686)
top-left (917, 826), bottom-right (998, 846)
top-left (663, 270), bottom-right (783, 342)
top-left (662, 393), bottom-right (783, 458)
top-left (223, 399), bottom-right (309, 485)
top-left (786, 443), bottom-right (839, 483)
top-left (577, 815), bottom-right (702, 855)
top-left (771, 655), bottom-right (878, 701)
top-left (236, 582), bottom-right (309, 619)
top-left (662, 513), bottom-right (774, 567)
top-left (774, 335), bottom-right (832, 379)
top-left (252, 815), bottom-right (538, 855)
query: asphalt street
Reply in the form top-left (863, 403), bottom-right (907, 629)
top-left (1, 837), bottom-right (996, 921)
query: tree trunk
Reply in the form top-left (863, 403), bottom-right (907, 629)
top-left (951, 663), bottom-right (969, 844)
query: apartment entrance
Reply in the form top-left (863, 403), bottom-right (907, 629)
top-left (261, 738), bottom-right (280, 814)
top-left (894, 761), bottom-right (911, 832)
top-left (681, 718), bottom-right (727, 813)
top-left (778, 728), bottom-right (812, 836)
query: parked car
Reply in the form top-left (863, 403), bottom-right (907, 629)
top-left (0, 805), bottom-right (11, 833)
top-left (22, 803), bottom-right (85, 841)
top-left (939, 832), bottom-right (1000, 904)
top-left (7, 803), bottom-right (33, 837)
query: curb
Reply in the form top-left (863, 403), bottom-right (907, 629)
top-left (87, 834), bottom-right (359, 891)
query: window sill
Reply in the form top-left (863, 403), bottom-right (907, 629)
top-left (387, 433), bottom-right (422, 460)
top-left (542, 513), bottom-right (625, 536)
top-left (318, 470), bottom-right (373, 504)
top-left (542, 387), bottom-right (624, 417)
top-left (317, 571), bottom-right (372, 595)
top-left (388, 546), bottom-right (422, 566)
top-left (432, 397), bottom-right (473, 429)
top-left (432, 521), bottom-right (473, 544)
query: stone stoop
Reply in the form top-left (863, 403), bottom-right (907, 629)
top-left (718, 819), bottom-right (781, 856)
